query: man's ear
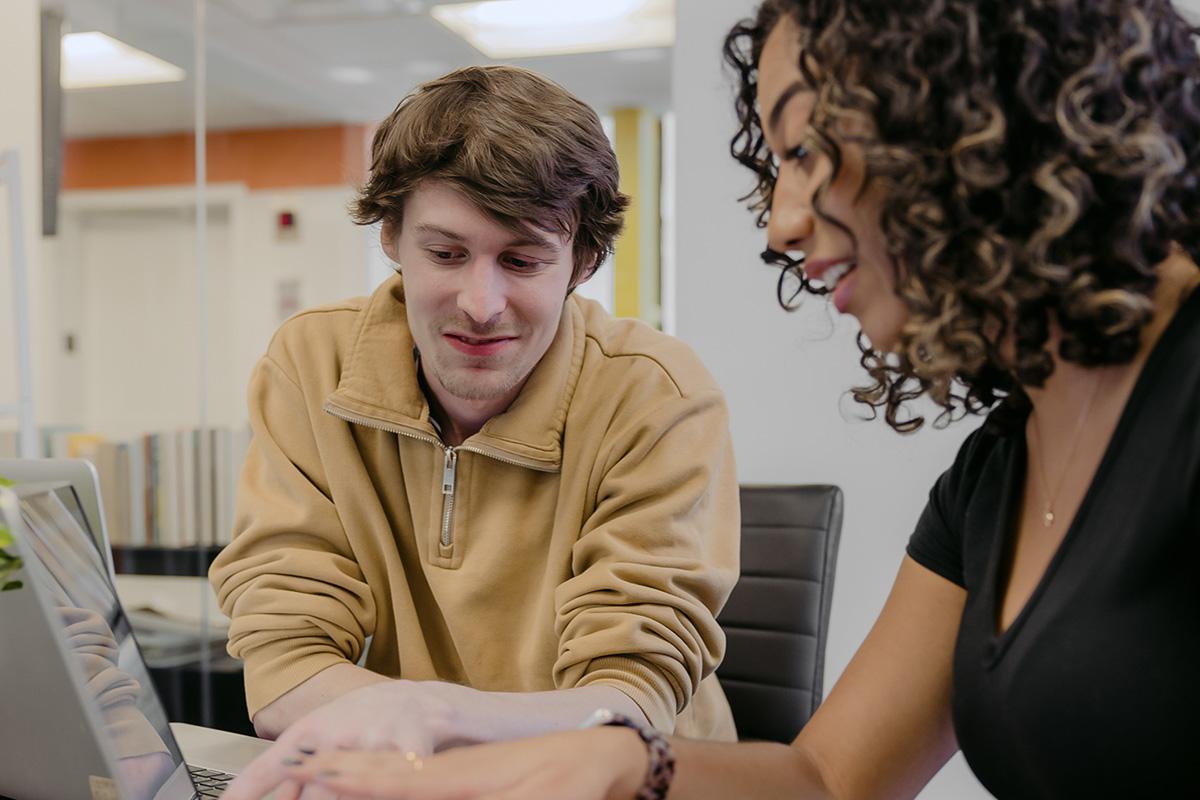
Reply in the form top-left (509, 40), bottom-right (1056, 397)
top-left (567, 255), bottom-right (599, 294)
top-left (380, 219), bottom-right (401, 265)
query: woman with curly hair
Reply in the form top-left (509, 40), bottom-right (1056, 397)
top-left (269, 1), bottom-right (1200, 797)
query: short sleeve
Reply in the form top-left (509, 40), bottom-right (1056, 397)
top-left (907, 468), bottom-right (967, 587)
top-left (905, 427), bottom-right (997, 588)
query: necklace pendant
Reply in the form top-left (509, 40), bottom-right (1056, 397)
top-left (1043, 510), bottom-right (1055, 527)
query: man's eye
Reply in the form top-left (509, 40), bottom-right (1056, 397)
top-left (505, 255), bottom-right (541, 270)
top-left (429, 249), bottom-right (459, 261)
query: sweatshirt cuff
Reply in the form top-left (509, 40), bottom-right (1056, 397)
top-left (239, 642), bottom-right (351, 719)
top-left (571, 655), bottom-right (682, 733)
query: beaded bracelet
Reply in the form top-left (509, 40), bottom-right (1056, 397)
top-left (582, 708), bottom-right (676, 800)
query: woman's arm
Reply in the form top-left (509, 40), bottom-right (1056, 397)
top-left (280, 556), bottom-right (966, 800)
top-left (641, 555), bottom-right (964, 799)
top-left (784, 555), bottom-right (964, 798)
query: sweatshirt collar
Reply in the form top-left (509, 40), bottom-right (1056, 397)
top-left (324, 273), bottom-right (584, 470)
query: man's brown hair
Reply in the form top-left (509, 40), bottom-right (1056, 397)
top-left (353, 65), bottom-right (628, 285)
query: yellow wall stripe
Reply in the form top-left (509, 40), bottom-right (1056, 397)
top-left (613, 108), bottom-right (642, 319)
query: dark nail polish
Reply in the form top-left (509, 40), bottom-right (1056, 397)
top-left (298, 747), bottom-right (317, 756)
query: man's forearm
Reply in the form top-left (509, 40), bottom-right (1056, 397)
top-left (426, 682), bottom-right (648, 749)
top-left (256, 667), bottom-right (649, 750)
top-left (253, 662), bottom-right (389, 739)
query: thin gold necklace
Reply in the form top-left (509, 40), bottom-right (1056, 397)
top-left (1028, 371), bottom-right (1106, 528)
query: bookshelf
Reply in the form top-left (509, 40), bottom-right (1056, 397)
top-left (111, 543), bottom-right (224, 576)
top-left (37, 425), bottom-right (251, 554)
top-left (70, 424), bottom-right (252, 733)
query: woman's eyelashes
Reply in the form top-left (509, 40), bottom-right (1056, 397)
top-left (768, 143), bottom-right (810, 175)
top-left (782, 143), bottom-right (810, 163)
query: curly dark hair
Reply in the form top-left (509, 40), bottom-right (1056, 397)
top-left (725, 0), bottom-right (1200, 431)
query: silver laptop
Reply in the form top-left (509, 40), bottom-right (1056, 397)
top-left (0, 457), bottom-right (117, 581)
top-left (0, 482), bottom-right (238, 800)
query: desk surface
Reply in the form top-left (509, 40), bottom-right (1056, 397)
top-left (172, 722), bottom-right (273, 774)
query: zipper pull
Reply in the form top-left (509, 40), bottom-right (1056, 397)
top-left (442, 448), bottom-right (458, 494)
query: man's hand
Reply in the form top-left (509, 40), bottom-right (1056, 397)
top-left (252, 663), bottom-right (389, 740)
top-left (224, 679), bottom-right (459, 800)
top-left (278, 727), bottom-right (647, 800)
top-left (225, 678), bottom-right (647, 800)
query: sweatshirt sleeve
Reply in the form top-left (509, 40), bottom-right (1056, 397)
top-left (208, 355), bottom-right (377, 718)
top-left (552, 388), bottom-right (740, 733)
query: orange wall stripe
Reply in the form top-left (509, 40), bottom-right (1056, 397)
top-left (63, 124), bottom-right (369, 191)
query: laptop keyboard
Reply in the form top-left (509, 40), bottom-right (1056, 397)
top-left (188, 765), bottom-right (235, 798)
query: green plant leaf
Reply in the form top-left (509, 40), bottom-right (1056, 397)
top-left (0, 476), bottom-right (13, 487)
top-left (1, 580), bottom-right (22, 591)
top-left (0, 553), bottom-right (21, 578)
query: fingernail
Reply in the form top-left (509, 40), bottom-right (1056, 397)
top-left (298, 747), bottom-right (317, 756)
top-left (281, 757), bottom-right (305, 766)
top-left (317, 769), bottom-right (340, 778)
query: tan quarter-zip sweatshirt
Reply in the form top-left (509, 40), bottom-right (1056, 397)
top-left (210, 274), bottom-right (740, 739)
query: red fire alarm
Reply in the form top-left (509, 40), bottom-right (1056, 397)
top-left (278, 210), bottom-right (296, 229)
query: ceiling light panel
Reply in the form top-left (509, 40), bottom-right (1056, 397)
top-left (431, 0), bottom-right (673, 59)
top-left (224, 0), bottom-right (426, 23)
top-left (61, 32), bottom-right (186, 90)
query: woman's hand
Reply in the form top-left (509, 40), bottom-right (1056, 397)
top-left (280, 727), bottom-right (649, 800)
top-left (223, 679), bottom-right (457, 800)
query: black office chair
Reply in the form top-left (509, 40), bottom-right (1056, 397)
top-left (716, 484), bottom-right (843, 743)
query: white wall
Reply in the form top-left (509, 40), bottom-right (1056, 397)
top-left (229, 185), bottom-right (378, 416)
top-left (671, 4), bottom-right (988, 797)
top-left (0, 0), bottom-right (43, 448)
top-left (38, 183), bottom-right (373, 436)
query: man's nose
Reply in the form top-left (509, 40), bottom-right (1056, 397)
top-left (457, 258), bottom-right (507, 325)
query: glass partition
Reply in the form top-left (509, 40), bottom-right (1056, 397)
top-left (29, 0), bottom-right (673, 736)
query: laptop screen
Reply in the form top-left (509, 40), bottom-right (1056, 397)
top-left (15, 483), bottom-right (193, 800)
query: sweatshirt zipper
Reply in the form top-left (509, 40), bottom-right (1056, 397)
top-left (323, 401), bottom-right (558, 550)
top-left (440, 448), bottom-right (458, 547)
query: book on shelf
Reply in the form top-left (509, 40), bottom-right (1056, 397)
top-left (1, 423), bottom-right (249, 549)
top-left (156, 431), bottom-right (177, 546)
top-left (196, 428), bottom-right (212, 553)
top-left (83, 426), bottom-right (250, 549)
top-left (127, 440), bottom-right (147, 546)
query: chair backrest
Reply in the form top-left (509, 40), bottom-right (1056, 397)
top-left (716, 484), bottom-right (843, 743)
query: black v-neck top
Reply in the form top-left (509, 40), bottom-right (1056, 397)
top-left (907, 287), bottom-right (1200, 799)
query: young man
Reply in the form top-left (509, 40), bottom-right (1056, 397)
top-left (212, 66), bottom-right (739, 795)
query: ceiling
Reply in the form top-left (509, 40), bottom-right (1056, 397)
top-left (60, 0), bottom-right (1197, 140)
top-left (51, 0), bottom-right (673, 138)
